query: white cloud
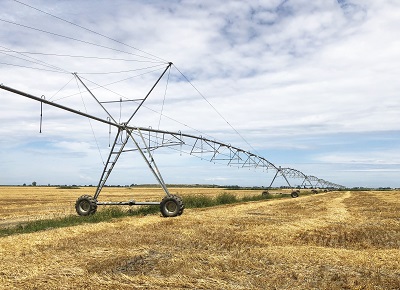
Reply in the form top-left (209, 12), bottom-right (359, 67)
top-left (0, 0), bottom-right (399, 187)
top-left (315, 149), bottom-right (400, 165)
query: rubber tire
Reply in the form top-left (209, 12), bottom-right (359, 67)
top-left (174, 195), bottom-right (184, 216)
top-left (75, 195), bottom-right (97, 216)
top-left (160, 194), bottom-right (184, 217)
top-left (262, 191), bottom-right (269, 196)
top-left (291, 191), bottom-right (299, 198)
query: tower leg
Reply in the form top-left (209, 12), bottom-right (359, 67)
top-left (127, 128), bottom-right (171, 197)
top-left (94, 128), bottom-right (130, 199)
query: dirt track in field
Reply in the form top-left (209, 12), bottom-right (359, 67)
top-left (0, 189), bottom-right (399, 289)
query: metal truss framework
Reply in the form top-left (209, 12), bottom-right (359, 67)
top-left (0, 63), bottom-right (345, 210)
top-left (275, 168), bottom-right (344, 189)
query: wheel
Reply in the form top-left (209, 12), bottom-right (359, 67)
top-left (174, 195), bottom-right (184, 216)
top-left (291, 191), bottom-right (299, 198)
top-left (311, 189), bottom-right (318, 194)
top-left (75, 195), bottom-right (97, 216)
top-left (262, 191), bottom-right (269, 196)
top-left (160, 194), bottom-right (184, 217)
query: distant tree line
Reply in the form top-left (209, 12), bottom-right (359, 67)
top-left (15, 183), bottom-right (397, 191)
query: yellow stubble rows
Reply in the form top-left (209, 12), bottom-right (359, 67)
top-left (0, 186), bottom-right (265, 227)
top-left (0, 188), bottom-right (399, 289)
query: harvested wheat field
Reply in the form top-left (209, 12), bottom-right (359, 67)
top-left (0, 186), bottom-right (266, 227)
top-left (0, 188), bottom-right (399, 289)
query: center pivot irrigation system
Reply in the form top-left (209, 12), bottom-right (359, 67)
top-left (1, 62), bottom-right (344, 218)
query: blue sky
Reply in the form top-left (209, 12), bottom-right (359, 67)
top-left (0, 0), bottom-right (399, 188)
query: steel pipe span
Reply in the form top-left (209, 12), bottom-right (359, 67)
top-left (0, 83), bottom-right (344, 189)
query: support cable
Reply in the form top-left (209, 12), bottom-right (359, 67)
top-left (49, 76), bottom-right (75, 101)
top-left (156, 65), bottom-right (171, 148)
top-left (157, 66), bottom-right (171, 130)
top-left (0, 18), bottom-right (165, 63)
top-left (125, 62), bottom-right (172, 125)
top-left (52, 67), bottom-right (165, 102)
top-left (73, 73), bottom-right (118, 124)
top-left (0, 61), bottom-right (69, 74)
top-left (0, 45), bottom-right (68, 73)
top-left (0, 48), bottom-right (67, 73)
top-left (48, 69), bottom-right (207, 143)
top-left (12, 0), bottom-right (168, 63)
top-left (0, 50), bottom-right (163, 63)
top-left (173, 64), bottom-right (259, 154)
top-left (76, 63), bottom-right (166, 75)
top-left (74, 76), bottom-right (105, 166)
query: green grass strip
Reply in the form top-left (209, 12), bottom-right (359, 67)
top-left (0, 192), bottom-right (291, 237)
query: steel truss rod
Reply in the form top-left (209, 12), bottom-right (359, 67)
top-left (93, 126), bottom-right (172, 200)
top-left (94, 127), bottom-right (130, 199)
top-left (266, 166), bottom-right (292, 189)
top-left (128, 128), bottom-right (279, 171)
top-left (280, 168), bottom-right (314, 188)
top-left (305, 175), bottom-right (345, 189)
top-left (126, 62), bottom-right (172, 125)
top-left (126, 127), bottom-right (171, 196)
top-left (307, 175), bottom-right (324, 188)
top-left (74, 73), bottom-right (118, 124)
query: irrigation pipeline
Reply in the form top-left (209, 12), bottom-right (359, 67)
top-left (0, 84), bottom-right (116, 127)
top-left (0, 83), bottom-right (345, 190)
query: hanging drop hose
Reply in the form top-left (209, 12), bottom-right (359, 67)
top-left (119, 97), bottom-right (122, 124)
top-left (39, 95), bottom-right (45, 133)
top-left (107, 117), bottom-right (111, 147)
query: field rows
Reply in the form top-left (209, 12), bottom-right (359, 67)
top-left (0, 188), bottom-right (399, 289)
top-left (0, 186), bottom-right (283, 227)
